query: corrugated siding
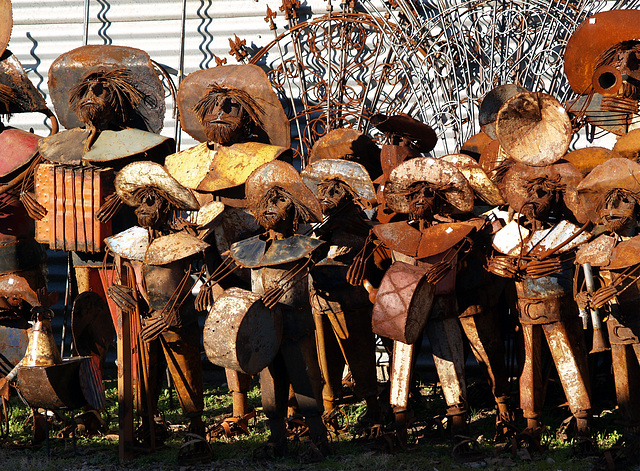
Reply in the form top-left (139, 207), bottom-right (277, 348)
top-left (8, 0), bottom-right (331, 149)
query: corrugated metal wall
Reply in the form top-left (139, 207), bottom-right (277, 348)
top-left (8, 0), bottom-right (330, 149)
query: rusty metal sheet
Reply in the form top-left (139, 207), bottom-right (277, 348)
top-left (197, 142), bottom-right (291, 193)
top-left (565, 94), bottom-right (634, 136)
top-left (516, 270), bottom-right (573, 299)
top-left (478, 138), bottom-right (509, 177)
top-left (71, 291), bottom-right (114, 362)
top-left (385, 157), bottom-right (474, 214)
top-left (105, 226), bottom-right (149, 261)
top-left (115, 161), bottom-right (199, 210)
top-left (203, 287), bottom-right (282, 375)
top-left (565, 10), bottom-right (640, 94)
top-left (0, 51), bottom-right (48, 114)
top-left (575, 234), bottom-right (616, 267)
top-left (373, 221), bottom-right (474, 259)
top-left (460, 132), bottom-right (493, 161)
top-left (0, 273), bottom-right (39, 305)
top-left (479, 84), bottom-right (527, 140)
top-left (145, 232), bottom-right (208, 265)
top-left (389, 340), bottom-right (414, 409)
top-left (372, 261), bottom-right (434, 344)
top-left (609, 236), bottom-right (640, 270)
top-left (195, 200), bottom-right (225, 227)
top-left (564, 146), bottom-right (619, 177)
top-left (177, 64), bottom-right (290, 147)
top-left (492, 220), bottom-right (530, 256)
top-left (0, 323), bottom-right (29, 372)
top-left (613, 129), bottom-right (640, 161)
top-left (38, 128), bottom-right (89, 165)
top-left (48, 45), bottom-right (165, 133)
top-left (524, 220), bottom-right (591, 257)
top-left (440, 153), bottom-right (505, 206)
top-left (496, 92), bottom-right (572, 167)
top-left (301, 158), bottom-right (376, 207)
top-left (0, 0), bottom-right (10, 58)
top-left (0, 127), bottom-right (40, 177)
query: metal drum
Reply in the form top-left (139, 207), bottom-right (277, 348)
top-left (372, 261), bottom-right (435, 345)
top-left (203, 287), bottom-right (282, 375)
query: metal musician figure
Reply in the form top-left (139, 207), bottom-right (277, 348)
top-left (300, 157), bottom-right (381, 428)
top-left (104, 162), bottom-right (208, 451)
top-left (487, 91), bottom-right (593, 448)
top-left (575, 157), bottom-right (640, 461)
top-left (198, 160), bottom-right (329, 459)
top-left (165, 65), bottom-right (292, 429)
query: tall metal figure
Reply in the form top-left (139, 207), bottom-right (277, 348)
top-left (105, 162), bottom-right (208, 448)
top-left (488, 91), bottom-right (593, 447)
top-left (300, 157), bottom-right (381, 427)
top-left (575, 157), bottom-right (640, 461)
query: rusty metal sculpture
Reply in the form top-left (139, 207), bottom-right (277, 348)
top-left (300, 156), bottom-right (381, 430)
top-left (488, 91), bottom-right (593, 449)
top-left (565, 10), bottom-right (640, 135)
top-left (105, 161), bottom-right (208, 458)
top-left (348, 154), bottom-right (505, 451)
top-left (575, 157), bottom-right (640, 461)
top-left (198, 160), bottom-right (329, 459)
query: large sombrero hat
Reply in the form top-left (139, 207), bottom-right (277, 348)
top-left (300, 159), bottom-right (377, 209)
top-left (245, 160), bottom-right (322, 222)
top-left (565, 10), bottom-right (640, 95)
top-left (440, 153), bottom-right (504, 206)
top-left (48, 45), bottom-right (165, 132)
top-left (115, 161), bottom-right (199, 210)
top-left (0, 0), bottom-right (11, 58)
top-left (309, 128), bottom-right (381, 180)
top-left (384, 157), bottom-right (474, 215)
top-left (496, 92), bottom-right (572, 167)
top-left (370, 113), bottom-right (437, 154)
top-left (577, 157), bottom-right (640, 224)
top-left (0, 51), bottom-right (49, 115)
top-left (177, 64), bottom-right (290, 147)
top-left (479, 84), bottom-right (527, 140)
top-left (613, 129), bottom-right (640, 161)
top-left (502, 161), bottom-right (586, 222)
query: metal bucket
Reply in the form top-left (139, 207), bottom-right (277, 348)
top-left (203, 287), bottom-right (282, 375)
top-left (372, 261), bottom-right (435, 344)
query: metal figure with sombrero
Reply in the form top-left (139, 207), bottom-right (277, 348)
top-left (487, 91), bottom-right (594, 450)
top-left (104, 162), bottom-right (210, 458)
top-left (197, 160), bottom-right (330, 460)
top-left (575, 157), bottom-right (640, 463)
top-left (347, 154), bottom-right (505, 453)
top-left (300, 156), bottom-right (382, 431)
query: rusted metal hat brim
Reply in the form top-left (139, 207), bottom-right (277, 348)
top-left (0, 127), bottom-right (40, 177)
top-left (613, 128), bottom-right (640, 161)
top-left (479, 84), bottom-right (528, 140)
top-left (609, 236), bottom-right (640, 270)
top-left (177, 64), bottom-right (290, 147)
top-left (115, 161), bottom-right (199, 210)
top-left (48, 45), bottom-right (165, 132)
top-left (503, 161), bottom-right (586, 222)
top-left (564, 146), bottom-right (619, 177)
top-left (0, 273), bottom-right (39, 306)
top-left (565, 10), bottom-right (640, 94)
top-left (105, 226), bottom-right (149, 261)
top-left (460, 132), bottom-right (493, 161)
top-left (496, 92), bottom-right (572, 167)
top-left (577, 157), bottom-right (640, 224)
top-left (301, 159), bottom-right (376, 207)
top-left (0, 0), bottom-right (11, 58)
top-left (370, 113), bottom-right (437, 153)
top-left (440, 154), bottom-right (505, 206)
top-left (385, 157), bottom-right (474, 215)
top-left (145, 232), bottom-right (209, 265)
top-left (0, 51), bottom-right (48, 114)
top-left (245, 160), bottom-right (322, 223)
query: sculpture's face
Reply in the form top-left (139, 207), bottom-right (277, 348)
top-left (255, 187), bottom-right (295, 233)
top-left (134, 189), bottom-right (169, 228)
top-left (601, 190), bottom-right (638, 234)
top-left (317, 179), bottom-right (350, 213)
top-left (74, 79), bottom-right (117, 129)
top-left (203, 95), bottom-right (245, 145)
top-left (407, 181), bottom-right (437, 221)
top-left (522, 179), bottom-right (555, 221)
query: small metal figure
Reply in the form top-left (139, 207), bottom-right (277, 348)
top-left (105, 162), bottom-right (208, 446)
top-left (300, 157), bottom-right (381, 428)
top-left (198, 160), bottom-right (329, 459)
top-left (576, 157), bottom-right (640, 459)
top-left (488, 91), bottom-right (593, 447)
